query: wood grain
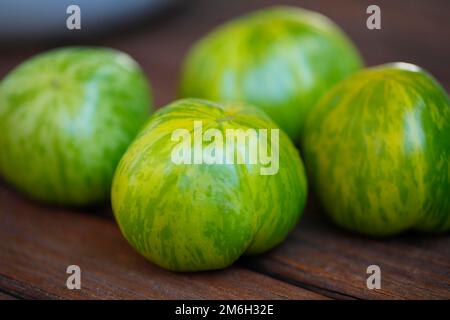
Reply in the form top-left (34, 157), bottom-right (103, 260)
top-left (0, 185), bottom-right (325, 300)
top-left (0, 291), bottom-right (18, 300)
top-left (241, 200), bottom-right (450, 300)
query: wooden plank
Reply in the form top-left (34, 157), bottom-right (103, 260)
top-left (241, 199), bottom-right (450, 300)
top-left (0, 185), bottom-right (325, 300)
top-left (0, 291), bottom-right (18, 300)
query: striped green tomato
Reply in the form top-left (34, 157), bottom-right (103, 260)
top-left (0, 47), bottom-right (152, 205)
top-left (111, 98), bottom-right (307, 271)
top-left (179, 6), bottom-right (362, 141)
top-left (303, 63), bottom-right (450, 236)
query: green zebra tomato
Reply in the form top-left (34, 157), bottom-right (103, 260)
top-left (179, 6), bottom-right (362, 141)
top-left (303, 63), bottom-right (450, 236)
top-left (0, 47), bottom-right (152, 205)
top-left (112, 99), bottom-right (307, 271)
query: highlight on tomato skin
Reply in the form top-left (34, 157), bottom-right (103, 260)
top-left (302, 62), bottom-right (450, 237)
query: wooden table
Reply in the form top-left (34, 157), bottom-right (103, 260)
top-left (0, 0), bottom-right (449, 300)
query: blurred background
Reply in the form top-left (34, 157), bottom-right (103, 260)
top-left (0, 0), bottom-right (449, 109)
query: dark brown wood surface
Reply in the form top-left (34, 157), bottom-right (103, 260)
top-left (0, 0), bottom-right (449, 300)
top-left (0, 186), bottom-right (325, 300)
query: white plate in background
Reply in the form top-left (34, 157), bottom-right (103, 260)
top-left (0, 0), bottom-right (180, 41)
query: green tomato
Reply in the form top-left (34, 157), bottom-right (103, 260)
top-left (112, 98), bottom-right (307, 271)
top-left (303, 63), bottom-right (450, 236)
top-left (0, 47), bottom-right (152, 205)
top-left (179, 6), bottom-right (362, 141)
